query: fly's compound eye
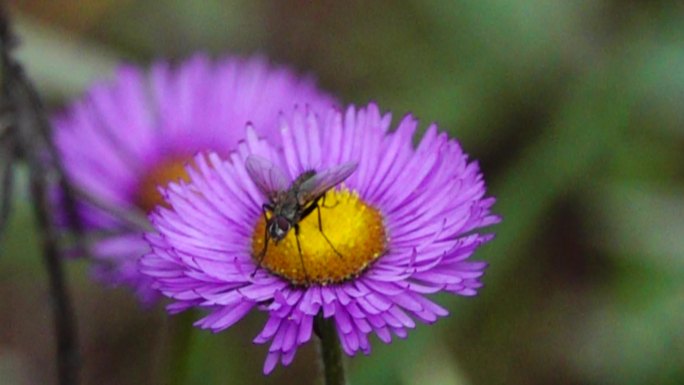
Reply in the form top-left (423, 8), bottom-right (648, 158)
top-left (276, 217), bottom-right (291, 234)
top-left (269, 217), bottom-right (291, 241)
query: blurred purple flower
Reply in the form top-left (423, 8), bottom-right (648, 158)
top-left (140, 103), bottom-right (500, 373)
top-left (53, 54), bottom-right (334, 303)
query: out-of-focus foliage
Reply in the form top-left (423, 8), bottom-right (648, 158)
top-left (1, 1), bottom-right (683, 384)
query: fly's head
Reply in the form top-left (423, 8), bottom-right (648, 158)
top-left (268, 215), bottom-right (292, 242)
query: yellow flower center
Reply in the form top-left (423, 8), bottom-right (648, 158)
top-left (251, 188), bottom-right (387, 286)
top-left (135, 156), bottom-right (193, 212)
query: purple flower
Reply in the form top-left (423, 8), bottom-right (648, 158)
top-left (53, 54), bottom-right (334, 303)
top-left (140, 103), bottom-right (500, 373)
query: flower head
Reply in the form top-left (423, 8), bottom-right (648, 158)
top-left (141, 103), bottom-right (500, 373)
top-left (53, 55), bottom-right (334, 303)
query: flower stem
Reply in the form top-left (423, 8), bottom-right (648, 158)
top-left (164, 311), bottom-right (196, 385)
top-left (315, 315), bottom-right (346, 385)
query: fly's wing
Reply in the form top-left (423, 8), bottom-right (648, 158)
top-left (245, 155), bottom-right (290, 201)
top-left (297, 162), bottom-right (358, 204)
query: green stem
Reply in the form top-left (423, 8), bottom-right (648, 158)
top-left (315, 315), bottom-right (347, 385)
top-left (165, 310), bottom-right (196, 385)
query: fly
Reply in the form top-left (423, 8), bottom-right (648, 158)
top-left (245, 155), bottom-right (358, 281)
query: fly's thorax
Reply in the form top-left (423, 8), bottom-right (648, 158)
top-left (292, 170), bottom-right (317, 188)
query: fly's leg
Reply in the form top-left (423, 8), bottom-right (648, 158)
top-left (301, 197), bottom-right (345, 259)
top-left (294, 224), bottom-right (310, 283)
top-left (320, 192), bottom-right (340, 209)
top-left (252, 204), bottom-right (272, 277)
top-left (316, 201), bottom-right (344, 259)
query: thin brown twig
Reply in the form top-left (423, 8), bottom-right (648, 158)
top-left (26, 151), bottom-right (80, 385)
top-left (0, 116), bottom-right (14, 238)
top-left (0, 6), bottom-right (81, 385)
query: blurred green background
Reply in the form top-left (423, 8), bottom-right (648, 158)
top-left (2, 1), bottom-right (683, 384)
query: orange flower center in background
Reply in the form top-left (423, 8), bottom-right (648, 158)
top-left (251, 188), bottom-right (388, 286)
top-left (135, 156), bottom-right (193, 212)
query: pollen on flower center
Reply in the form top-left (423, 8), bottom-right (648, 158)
top-left (135, 156), bottom-right (193, 212)
top-left (251, 188), bottom-right (387, 286)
